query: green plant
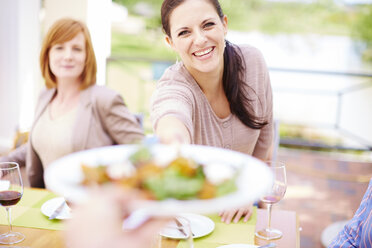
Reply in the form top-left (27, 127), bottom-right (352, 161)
top-left (352, 5), bottom-right (372, 61)
top-left (113, 0), bottom-right (355, 35)
top-left (111, 31), bottom-right (176, 60)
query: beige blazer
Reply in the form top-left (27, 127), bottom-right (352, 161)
top-left (1, 85), bottom-right (144, 188)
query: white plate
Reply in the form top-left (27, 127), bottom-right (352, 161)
top-left (217, 245), bottom-right (258, 248)
top-left (41, 197), bottom-right (71, 220)
top-left (182, 213), bottom-right (215, 238)
top-left (44, 144), bottom-right (273, 215)
top-left (160, 213), bottom-right (215, 239)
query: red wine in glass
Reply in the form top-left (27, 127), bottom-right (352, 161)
top-left (0, 162), bottom-right (25, 244)
top-left (0, 191), bottom-right (22, 207)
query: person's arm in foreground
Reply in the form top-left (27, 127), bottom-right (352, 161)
top-left (65, 188), bottom-right (169, 248)
top-left (328, 178), bottom-right (372, 248)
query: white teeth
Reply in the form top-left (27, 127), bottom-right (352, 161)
top-left (194, 47), bottom-right (213, 56)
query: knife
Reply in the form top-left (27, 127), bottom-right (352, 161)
top-left (49, 201), bottom-right (66, 220)
top-left (174, 217), bottom-right (195, 237)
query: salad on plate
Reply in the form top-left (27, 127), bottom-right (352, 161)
top-left (81, 145), bottom-right (238, 201)
top-left (44, 144), bottom-right (273, 214)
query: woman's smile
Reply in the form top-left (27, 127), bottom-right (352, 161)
top-left (193, 46), bottom-right (214, 58)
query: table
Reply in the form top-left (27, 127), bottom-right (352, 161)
top-left (0, 208), bottom-right (299, 248)
top-left (0, 225), bottom-right (63, 247)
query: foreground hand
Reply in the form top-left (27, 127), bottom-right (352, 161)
top-left (219, 204), bottom-right (253, 224)
top-left (65, 187), bottom-right (169, 248)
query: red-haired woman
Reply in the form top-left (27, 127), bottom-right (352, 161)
top-left (0, 18), bottom-right (144, 188)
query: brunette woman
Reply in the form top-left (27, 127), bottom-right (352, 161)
top-left (151, 0), bottom-right (273, 223)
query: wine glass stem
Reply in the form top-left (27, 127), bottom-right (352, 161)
top-left (267, 203), bottom-right (272, 230)
top-left (5, 207), bottom-right (13, 233)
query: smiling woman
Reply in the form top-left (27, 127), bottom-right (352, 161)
top-left (48, 32), bottom-right (86, 83)
top-left (0, 18), bottom-right (144, 188)
top-left (150, 0), bottom-right (274, 224)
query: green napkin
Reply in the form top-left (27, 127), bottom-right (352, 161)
top-left (0, 188), bottom-right (65, 231)
top-left (178, 207), bottom-right (257, 248)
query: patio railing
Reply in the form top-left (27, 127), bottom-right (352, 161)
top-left (106, 56), bottom-right (372, 151)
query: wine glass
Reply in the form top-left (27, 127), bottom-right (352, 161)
top-left (152, 216), bottom-right (193, 248)
top-left (0, 162), bottom-right (25, 244)
top-left (255, 161), bottom-right (287, 240)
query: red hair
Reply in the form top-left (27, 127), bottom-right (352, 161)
top-left (39, 18), bottom-right (97, 89)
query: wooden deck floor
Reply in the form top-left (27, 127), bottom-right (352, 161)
top-left (276, 148), bottom-right (372, 248)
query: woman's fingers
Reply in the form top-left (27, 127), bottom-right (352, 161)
top-left (233, 208), bottom-right (246, 223)
top-left (221, 209), bottom-right (237, 224)
top-left (243, 206), bottom-right (253, 222)
top-left (220, 204), bottom-right (253, 224)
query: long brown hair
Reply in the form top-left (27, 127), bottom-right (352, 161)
top-left (39, 18), bottom-right (97, 90)
top-left (161, 0), bottom-right (267, 129)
